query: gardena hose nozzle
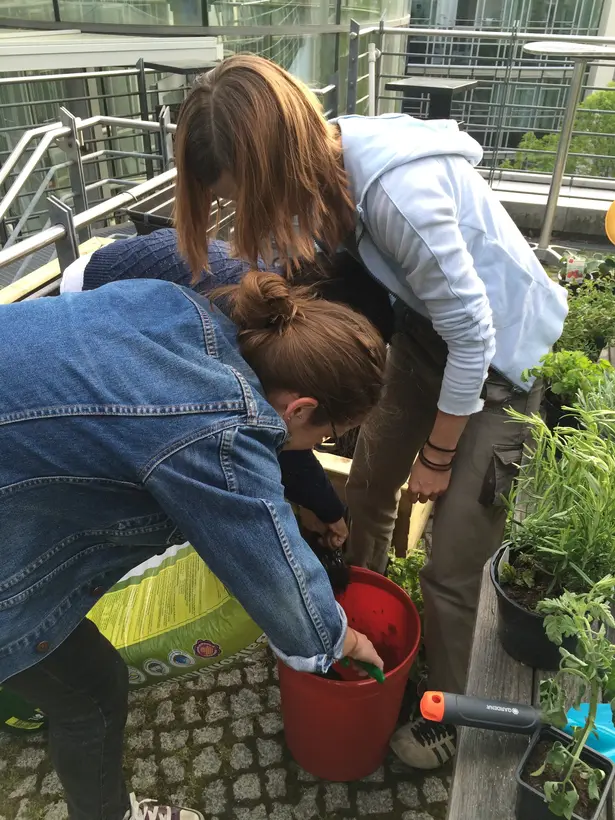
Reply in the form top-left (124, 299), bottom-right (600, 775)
top-left (421, 691), bottom-right (542, 735)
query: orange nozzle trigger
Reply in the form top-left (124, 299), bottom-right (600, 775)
top-left (420, 691), bottom-right (445, 723)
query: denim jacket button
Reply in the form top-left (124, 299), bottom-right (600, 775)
top-left (91, 586), bottom-right (105, 597)
top-left (35, 641), bottom-right (49, 653)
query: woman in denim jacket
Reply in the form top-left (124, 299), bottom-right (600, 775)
top-left (0, 271), bottom-right (385, 820)
top-left (60, 229), bottom-right (394, 550)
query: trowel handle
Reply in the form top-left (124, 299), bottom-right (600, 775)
top-left (421, 691), bottom-right (542, 735)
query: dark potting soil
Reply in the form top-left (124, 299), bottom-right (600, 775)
top-left (500, 576), bottom-right (558, 612)
top-left (522, 739), bottom-right (608, 820)
top-left (499, 554), bottom-right (561, 612)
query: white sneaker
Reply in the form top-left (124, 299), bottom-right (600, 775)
top-left (390, 717), bottom-right (456, 770)
top-left (126, 792), bottom-right (204, 820)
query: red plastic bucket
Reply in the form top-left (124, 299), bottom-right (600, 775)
top-left (278, 567), bottom-right (421, 781)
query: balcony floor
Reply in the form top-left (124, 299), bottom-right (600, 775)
top-left (0, 647), bottom-right (450, 820)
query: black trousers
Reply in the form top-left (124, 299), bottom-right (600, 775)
top-left (5, 619), bottom-right (130, 820)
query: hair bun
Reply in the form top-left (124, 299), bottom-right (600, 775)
top-left (231, 272), bottom-right (304, 333)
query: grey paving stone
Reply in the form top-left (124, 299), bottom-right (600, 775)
top-left (41, 772), bottom-right (63, 797)
top-left (397, 781), bottom-right (420, 808)
top-left (257, 713), bottom-right (283, 736)
top-left (234, 805), bottom-right (267, 820)
top-left (160, 756), bottom-right (186, 784)
top-left (232, 718), bottom-right (255, 739)
top-left (15, 747), bottom-right (46, 769)
top-left (269, 804), bottom-right (293, 820)
top-left (127, 729), bottom-right (155, 751)
top-left (154, 701), bottom-right (175, 726)
top-left (186, 672), bottom-right (216, 691)
top-left (160, 729), bottom-right (189, 752)
top-left (203, 779), bottom-right (227, 815)
top-left (324, 782), bottom-right (350, 812)
top-left (193, 725), bottom-right (224, 746)
top-left (292, 786), bottom-right (319, 819)
top-left (193, 746), bottom-right (222, 777)
top-left (43, 803), bottom-right (68, 820)
top-left (206, 692), bottom-right (230, 723)
top-left (402, 813), bottom-right (435, 820)
top-left (256, 738), bottom-right (282, 767)
top-left (361, 765), bottom-right (385, 783)
top-left (231, 689), bottom-right (262, 719)
top-left (126, 707), bottom-right (146, 729)
top-left (356, 788), bottom-right (394, 814)
top-left (230, 743), bottom-right (254, 771)
top-left (9, 775), bottom-right (37, 799)
top-left (218, 669), bottom-right (242, 688)
top-left (266, 687), bottom-right (281, 710)
top-left (131, 756), bottom-right (158, 791)
top-left (265, 768), bottom-right (287, 799)
top-left (244, 662), bottom-right (269, 685)
top-left (422, 775), bottom-right (448, 804)
top-left (233, 773), bottom-right (261, 801)
top-left (182, 695), bottom-right (201, 724)
top-left (150, 681), bottom-right (180, 701)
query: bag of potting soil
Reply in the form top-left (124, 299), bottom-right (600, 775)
top-left (0, 687), bottom-right (46, 734)
top-left (88, 542), bottom-right (265, 689)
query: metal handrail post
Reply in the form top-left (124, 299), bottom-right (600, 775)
top-left (368, 41), bottom-right (381, 117)
top-left (47, 195), bottom-right (79, 272)
top-left (137, 58), bottom-right (155, 180)
top-left (347, 19), bottom-right (360, 115)
top-left (59, 107), bottom-right (90, 243)
top-left (536, 58), bottom-right (587, 257)
top-left (159, 105), bottom-right (174, 171)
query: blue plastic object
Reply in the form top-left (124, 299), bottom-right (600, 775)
top-left (564, 704), bottom-right (615, 763)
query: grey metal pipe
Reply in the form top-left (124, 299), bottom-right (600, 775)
top-left (3, 162), bottom-right (72, 250)
top-left (0, 226), bottom-right (65, 270)
top-left (537, 58), bottom-right (588, 252)
top-left (0, 68), bottom-right (153, 86)
top-left (0, 129), bottom-right (69, 223)
top-left (72, 169), bottom-right (177, 230)
top-left (359, 25), bottom-right (615, 45)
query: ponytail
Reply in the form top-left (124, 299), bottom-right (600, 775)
top-left (215, 273), bottom-right (386, 426)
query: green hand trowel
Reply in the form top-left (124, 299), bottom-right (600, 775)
top-left (340, 657), bottom-right (386, 684)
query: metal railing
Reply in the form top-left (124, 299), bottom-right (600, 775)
top-left (4, 19), bottom-right (615, 294)
top-left (349, 23), bottom-right (615, 258)
top-left (0, 60), bottom-right (337, 247)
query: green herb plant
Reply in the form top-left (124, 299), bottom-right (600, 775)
top-left (555, 283), bottom-right (615, 362)
top-left (501, 410), bottom-right (615, 598)
top-left (576, 372), bottom-right (615, 442)
top-left (524, 352), bottom-right (613, 407)
top-left (532, 576), bottom-right (615, 819)
top-left (388, 549), bottom-right (426, 619)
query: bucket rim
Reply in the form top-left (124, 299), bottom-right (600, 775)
top-left (290, 566), bottom-right (422, 689)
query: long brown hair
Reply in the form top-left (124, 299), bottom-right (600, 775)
top-left (216, 272), bottom-right (385, 426)
top-left (174, 55), bottom-right (356, 279)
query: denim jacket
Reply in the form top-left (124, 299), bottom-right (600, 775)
top-left (0, 280), bottom-right (346, 683)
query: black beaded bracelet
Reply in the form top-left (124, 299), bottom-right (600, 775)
top-left (418, 447), bottom-right (454, 472)
top-left (426, 438), bottom-right (457, 454)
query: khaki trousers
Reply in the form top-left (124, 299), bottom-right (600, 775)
top-left (346, 310), bottom-right (542, 694)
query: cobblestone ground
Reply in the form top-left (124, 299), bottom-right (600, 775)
top-left (0, 649), bottom-right (450, 820)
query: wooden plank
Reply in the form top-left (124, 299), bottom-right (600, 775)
top-left (0, 236), bottom-right (114, 304)
top-left (314, 450), bottom-right (431, 556)
top-left (447, 561), bottom-right (534, 820)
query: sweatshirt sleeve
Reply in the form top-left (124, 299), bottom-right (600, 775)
top-left (278, 449), bottom-right (345, 524)
top-left (365, 159), bottom-right (496, 416)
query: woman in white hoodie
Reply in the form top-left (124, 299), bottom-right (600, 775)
top-left (173, 54), bottom-right (568, 770)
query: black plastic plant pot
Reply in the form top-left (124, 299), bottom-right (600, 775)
top-left (515, 726), bottom-right (615, 820)
top-left (543, 393), bottom-right (581, 433)
top-left (490, 546), bottom-right (575, 671)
